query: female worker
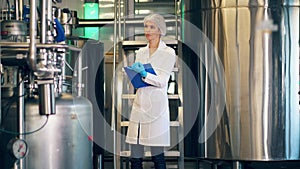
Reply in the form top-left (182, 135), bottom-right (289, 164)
top-left (125, 13), bottom-right (176, 169)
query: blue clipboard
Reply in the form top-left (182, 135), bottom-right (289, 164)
top-left (124, 63), bottom-right (156, 88)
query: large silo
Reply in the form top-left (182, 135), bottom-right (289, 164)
top-left (183, 0), bottom-right (299, 162)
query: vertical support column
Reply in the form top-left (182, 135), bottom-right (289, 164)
top-left (0, 59), bottom-right (2, 127)
top-left (77, 52), bottom-right (83, 96)
top-left (14, 0), bottom-right (24, 20)
top-left (28, 0), bottom-right (36, 71)
top-left (177, 107), bottom-right (184, 169)
top-left (112, 0), bottom-right (119, 168)
top-left (14, 0), bottom-right (19, 20)
top-left (232, 161), bottom-right (243, 169)
top-left (212, 163), bottom-right (218, 169)
top-left (174, 0), bottom-right (179, 39)
top-left (97, 154), bottom-right (103, 169)
top-left (124, 0), bottom-right (134, 40)
top-left (40, 0), bottom-right (47, 43)
top-left (18, 71), bottom-right (25, 169)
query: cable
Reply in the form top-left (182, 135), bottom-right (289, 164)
top-left (1, 75), bottom-right (28, 124)
top-left (0, 74), bottom-right (50, 136)
top-left (0, 115), bottom-right (49, 135)
top-left (2, 93), bottom-right (27, 124)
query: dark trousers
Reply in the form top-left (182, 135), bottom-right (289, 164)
top-left (131, 143), bottom-right (164, 158)
top-left (130, 143), bottom-right (166, 169)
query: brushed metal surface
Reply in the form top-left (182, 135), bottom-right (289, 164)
top-left (191, 1), bottom-right (299, 160)
top-left (25, 94), bottom-right (93, 169)
top-left (199, 0), bottom-right (299, 8)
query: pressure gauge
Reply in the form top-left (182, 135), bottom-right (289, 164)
top-left (7, 138), bottom-right (29, 159)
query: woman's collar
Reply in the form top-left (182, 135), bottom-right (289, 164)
top-left (146, 40), bottom-right (166, 49)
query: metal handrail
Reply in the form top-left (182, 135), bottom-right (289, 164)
top-left (77, 17), bottom-right (178, 27)
top-left (28, 0), bottom-right (37, 71)
top-left (0, 42), bottom-right (69, 49)
top-left (112, 1), bottom-right (119, 169)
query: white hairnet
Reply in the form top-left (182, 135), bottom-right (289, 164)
top-left (144, 14), bottom-right (166, 36)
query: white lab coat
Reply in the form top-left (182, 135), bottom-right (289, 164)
top-left (125, 40), bottom-right (176, 146)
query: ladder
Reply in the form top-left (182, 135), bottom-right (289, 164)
top-left (111, 1), bottom-right (183, 169)
top-left (116, 40), bottom-right (184, 169)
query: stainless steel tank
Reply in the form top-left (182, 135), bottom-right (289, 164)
top-left (0, 20), bottom-right (27, 42)
top-left (0, 93), bottom-right (93, 169)
top-left (183, 0), bottom-right (299, 161)
top-left (24, 94), bottom-right (93, 169)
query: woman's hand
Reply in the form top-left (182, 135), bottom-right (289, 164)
top-left (131, 62), bottom-right (147, 77)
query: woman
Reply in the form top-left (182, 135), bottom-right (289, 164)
top-left (125, 13), bottom-right (176, 169)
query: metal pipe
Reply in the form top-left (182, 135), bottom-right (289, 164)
top-left (0, 65), bottom-right (2, 127)
top-left (97, 154), bottom-right (102, 169)
top-left (112, 1), bottom-right (118, 168)
top-left (28, 0), bottom-right (37, 71)
top-left (40, 0), bottom-right (47, 43)
top-left (135, 1), bottom-right (176, 7)
top-left (19, 0), bottom-right (23, 20)
top-left (77, 19), bottom-right (114, 27)
top-left (18, 71), bottom-right (25, 169)
top-left (232, 161), bottom-right (243, 169)
top-left (77, 51), bottom-right (82, 96)
top-left (77, 18), bottom-right (177, 27)
top-left (31, 0), bottom-right (56, 117)
top-left (67, 45), bottom-right (82, 52)
top-left (175, 0), bottom-right (178, 39)
top-left (0, 42), bottom-right (68, 48)
top-left (14, 0), bottom-right (24, 20)
top-left (14, 0), bottom-right (19, 20)
top-left (196, 0), bottom-right (285, 8)
top-left (118, 0), bottom-right (121, 39)
top-left (123, 0), bottom-right (135, 40)
top-left (47, 0), bottom-right (52, 22)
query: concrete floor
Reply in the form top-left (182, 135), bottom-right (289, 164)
top-left (103, 158), bottom-right (300, 169)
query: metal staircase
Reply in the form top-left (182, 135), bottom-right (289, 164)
top-left (111, 1), bottom-right (183, 168)
top-left (118, 40), bottom-right (183, 169)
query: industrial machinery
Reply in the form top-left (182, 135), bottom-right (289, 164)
top-left (0, 0), bottom-right (94, 169)
top-left (1, 0), bottom-right (298, 169)
top-left (182, 0), bottom-right (299, 168)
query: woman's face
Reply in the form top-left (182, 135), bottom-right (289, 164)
top-left (144, 21), bottom-right (161, 41)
